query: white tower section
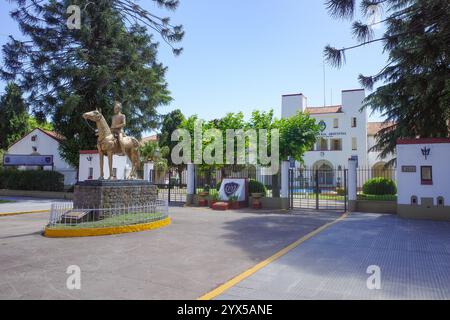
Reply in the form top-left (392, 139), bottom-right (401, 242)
top-left (281, 93), bottom-right (307, 118)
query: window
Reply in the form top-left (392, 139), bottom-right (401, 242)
top-left (352, 137), bottom-right (357, 150)
top-left (351, 117), bottom-right (357, 128)
top-left (319, 138), bottom-right (328, 151)
top-left (112, 168), bottom-right (117, 178)
top-left (330, 139), bottom-right (342, 151)
top-left (421, 166), bottom-right (433, 185)
top-left (333, 118), bottom-right (339, 128)
top-left (88, 167), bottom-right (93, 180)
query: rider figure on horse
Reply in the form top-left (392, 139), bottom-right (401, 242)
top-left (111, 101), bottom-right (126, 156)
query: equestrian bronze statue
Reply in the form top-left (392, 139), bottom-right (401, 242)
top-left (82, 102), bottom-right (141, 180)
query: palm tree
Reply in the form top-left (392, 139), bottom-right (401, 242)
top-left (140, 141), bottom-right (169, 184)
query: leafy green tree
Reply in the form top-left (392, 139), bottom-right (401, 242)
top-left (248, 110), bottom-right (320, 197)
top-left (324, 0), bottom-right (450, 160)
top-left (140, 140), bottom-right (169, 184)
top-left (274, 112), bottom-right (320, 161)
top-left (158, 109), bottom-right (185, 176)
top-left (1, 0), bottom-right (184, 167)
top-left (178, 111), bottom-right (319, 197)
top-left (0, 83), bottom-right (29, 150)
top-left (27, 117), bottom-right (54, 131)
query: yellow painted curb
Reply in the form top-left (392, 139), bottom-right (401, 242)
top-left (44, 217), bottom-right (171, 238)
top-left (0, 209), bottom-right (49, 217)
top-left (198, 212), bottom-right (349, 300)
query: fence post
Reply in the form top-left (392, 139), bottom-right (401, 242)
top-left (348, 159), bottom-right (357, 212)
top-left (186, 163), bottom-right (195, 206)
top-left (280, 160), bottom-right (290, 210)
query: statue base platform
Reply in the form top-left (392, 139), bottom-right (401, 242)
top-left (73, 180), bottom-right (157, 209)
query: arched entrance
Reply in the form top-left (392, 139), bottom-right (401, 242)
top-left (372, 162), bottom-right (393, 180)
top-left (313, 160), bottom-right (334, 186)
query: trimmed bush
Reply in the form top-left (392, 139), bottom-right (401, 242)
top-left (362, 177), bottom-right (397, 195)
top-left (249, 179), bottom-right (267, 197)
top-left (0, 169), bottom-right (64, 192)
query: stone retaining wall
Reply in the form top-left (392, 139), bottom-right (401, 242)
top-left (73, 180), bottom-right (157, 209)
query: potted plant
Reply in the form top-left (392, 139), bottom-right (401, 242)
top-left (209, 192), bottom-right (220, 208)
top-left (249, 179), bottom-right (267, 209)
top-left (228, 195), bottom-right (239, 210)
top-left (198, 185), bottom-right (210, 206)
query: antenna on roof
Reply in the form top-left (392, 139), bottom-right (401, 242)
top-left (323, 61), bottom-right (327, 107)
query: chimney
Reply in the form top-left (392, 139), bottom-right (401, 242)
top-left (281, 93), bottom-right (307, 118)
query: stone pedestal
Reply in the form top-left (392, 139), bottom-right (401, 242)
top-left (73, 180), bottom-right (157, 209)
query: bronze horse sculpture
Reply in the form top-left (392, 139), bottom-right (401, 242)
top-left (82, 109), bottom-right (141, 180)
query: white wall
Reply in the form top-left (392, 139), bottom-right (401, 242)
top-left (78, 152), bottom-right (131, 181)
top-left (299, 89), bottom-right (368, 170)
top-left (143, 162), bottom-right (154, 182)
top-left (281, 94), bottom-right (307, 118)
top-left (397, 141), bottom-right (450, 205)
top-left (7, 129), bottom-right (77, 185)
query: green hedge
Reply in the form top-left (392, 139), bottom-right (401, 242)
top-left (362, 177), bottom-right (397, 195)
top-left (0, 169), bottom-right (64, 192)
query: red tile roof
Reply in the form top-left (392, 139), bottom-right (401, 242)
top-left (305, 105), bottom-right (343, 114)
top-left (367, 122), bottom-right (396, 135)
top-left (140, 134), bottom-right (158, 146)
top-left (41, 129), bottom-right (65, 142)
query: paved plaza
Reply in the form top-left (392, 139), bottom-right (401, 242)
top-left (1, 197), bottom-right (450, 300)
top-left (0, 199), bottom-right (338, 299)
top-left (217, 213), bottom-right (450, 300)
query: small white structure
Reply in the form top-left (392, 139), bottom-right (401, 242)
top-left (397, 138), bottom-right (450, 220)
top-left (7, 128), bottom-right (77, 186)
top-left (78, 150), bottom-right (131, 181)
top-left (143, 162), bottom-right (155, 183)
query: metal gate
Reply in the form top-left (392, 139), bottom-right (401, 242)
top-left (289, 167), bottom-right (347, 212)
top-left (153, 170), bottom-right (187, 206)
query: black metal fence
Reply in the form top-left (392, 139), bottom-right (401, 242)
top-left (194, 165), bottom-right (277, 197)
top-left (356, 166), bottom-right (397, 201)
top-left (289, 167), bottom-right (347, 211)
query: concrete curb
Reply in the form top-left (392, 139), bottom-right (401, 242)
top-left (0, 209), bottom-right (49, 217)
top-left (44, 217), bottom-right (171, 238)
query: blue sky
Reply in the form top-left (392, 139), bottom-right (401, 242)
top-left (0, 0), bottom-right (388, 128)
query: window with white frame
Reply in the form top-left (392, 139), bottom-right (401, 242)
top-left (352, 137), bottom-right (357, 150)
top-left (351, 117), bottom-right (357, 128)
top-left (333, 118), bottom-right (339, 128)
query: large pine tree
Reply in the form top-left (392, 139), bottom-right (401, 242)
top-left (1, 0), bottom-right (184, 166)
top-left (324, 0), bottom-right (450, 160)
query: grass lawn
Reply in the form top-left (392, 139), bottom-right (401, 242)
top-left (358, 194), bottom-right (397, 201)
top-left (0, 200), bottom-right (15, 204)
top-left (48, 212), bottom-right (166, 230)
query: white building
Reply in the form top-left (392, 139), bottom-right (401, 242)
top-left (6, 128), bottom-right (77, 186)
top-left (281, 89), bottom-right (395, 175)
top-left (396, 138), bottom-right (450, 220)
top-left (78, 150), bottom-right (132, 181)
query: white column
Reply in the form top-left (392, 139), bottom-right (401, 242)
top-left (348, 159), bottom-right (357, 211)
top-left (280, 161), bottom-right (289, 198)
top-left (187, 163), bottom-right (195, 195)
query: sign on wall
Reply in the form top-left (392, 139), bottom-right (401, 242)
top-left (219, 179), bottom-right (247, 202)
top-left (401, 166), bottom-right (417, 173)
top-left (3, 155), bottom-right (54, 167)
